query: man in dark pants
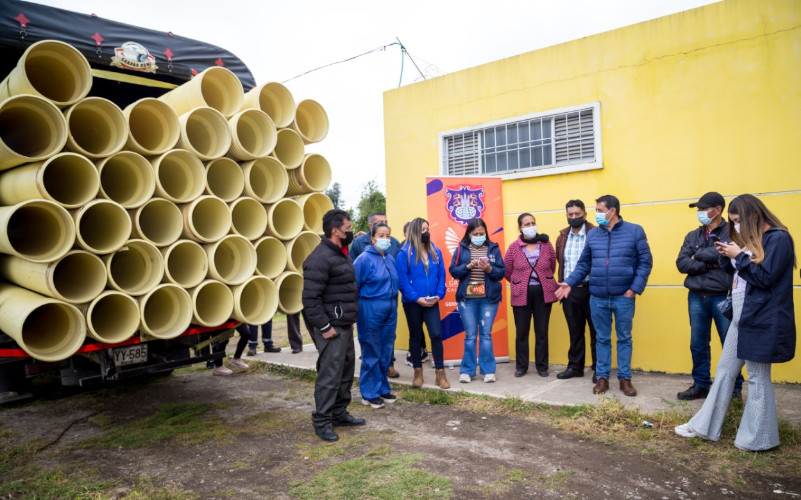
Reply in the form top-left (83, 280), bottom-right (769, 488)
top-left (302, 209), bottom-right (363, 442)
top-left (554, 199), bottom-right (598, 382)
top-left (675, 191), bottom-right (743, 400)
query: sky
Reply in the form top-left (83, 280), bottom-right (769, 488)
top-left (33, 0), bottom-right (719, 209)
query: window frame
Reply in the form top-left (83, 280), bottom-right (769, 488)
top-left (438, 101), bottom-right (603, 180)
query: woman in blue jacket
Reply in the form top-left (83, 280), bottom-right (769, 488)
top-left (354, 223), bottom-right (400, 409)
top-left (676, 194), bottom-right (796, 451)
top-left (449, 218), bottom-right (506, 383)
top-left (395, 217), bottom-right (449, 389)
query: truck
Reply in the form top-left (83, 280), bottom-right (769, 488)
top-left (0, 0), bottom-right (259, 402)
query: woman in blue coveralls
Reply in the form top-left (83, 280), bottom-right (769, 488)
top-left (354, 222), bottom-right (400, 409)
top-left (449, 217), bottom-right (506, 383)
top-left (396, 217), bottom-right (450, 389)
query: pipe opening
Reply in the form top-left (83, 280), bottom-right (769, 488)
top-left (234, 276), bottom-right (277, 324)
top-left (267, 198), bottom-right (303, 240)
top-left (18, 41), bottom-right (91, 105)
top-left (126, 98), bottom-right (179, 155)
top-left (21, 302), bottom-right (84, 358)
top-left (6, 202), bottom-right (74, 261)
top-left (0, 96), bottom-right (67, 160)
top-left (134, 198), bottom-right (183, 247)
top-left (41, 153), bottom-right (100, 208)
top-left (97, 152), bottom-right (155, 208)
top-left (243, 157), bottom-right (288, 204)
top-left (276, 272), bottom-right (303, 314)
top-left (192, 280), bottom-right (233, 327)
top-left (271, 129), bottom-right (304, 169)
top-left (230, 197), bottom-right (267, 240)
top-left (183, 196), bottom-right (231, 242)
top-left (286, 232), bottom-right (321, 272)
top-left (140, 285), bottom-right (192, 339)
top-left (297, 193), bottom-right (335, 234)
top-left (75, 201), bottom-right (131, 254)
top-left (154, 150), bottom-right (206, 203)
top-left (207, 235), bottom-right (256, 285)
top-left (107, 240), bottom-right (164, 295)
top-left (52, 251), bottom-right (107, 303)
top-left (205, 157), bottom-right (244, 202)
top-left (65, 98), bottom-right (127, 158)
top-left (254, 236), bottom-right (287, 279)
top-left (229, 109), bottom-right (276, 160)
top-left (87, 292), bottom-right (140, 343)
top-left (199, 68), bottom-right (244, 118)
top-left (293, 99), bottom-right (329, 144)
top-left (180, 107), bottom-right (231, 160)
top-left (163, 240), bottom-right (208, 288)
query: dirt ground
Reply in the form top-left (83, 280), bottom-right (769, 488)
top-left (1, 362), bottom-right (800, 499)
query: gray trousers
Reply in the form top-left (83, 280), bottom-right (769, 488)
top-left (311, 324), bottom-right (355, 429)
top-left (688, 292), bottom-right (780, 451)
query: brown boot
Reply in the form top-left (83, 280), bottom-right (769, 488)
top-left (387, 366), bottom-right (399, 378)
top-left (592, 377), bottom-right (609, 394)
top-left (435, 369), bottom-right (450, 389)
top-left (412, 367), bottom-right (423, 388)
top-left (619, 379), bottom-right (637, 397)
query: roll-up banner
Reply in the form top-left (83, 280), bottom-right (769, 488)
top-left (425, 176), bottom-right (509, 365)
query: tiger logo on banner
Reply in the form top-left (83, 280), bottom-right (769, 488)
top-left (426, 176), bottom-right (509, 364)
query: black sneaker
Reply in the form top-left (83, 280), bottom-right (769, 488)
top-left (246, 347), bottom-right (257, 357)
top-left (420, 348), bottom-right (429, 362)
top-left (263, 344), bottom-right (281, 353)
top-left (677, 384), bottom-right (709, 401)
top-left (380, 393), bottom-right (397, 404)
top-left (361, 397), bottom-right (385, 409)
top-left (315, 425), bottom-right (338, 442)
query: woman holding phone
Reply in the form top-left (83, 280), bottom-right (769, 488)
top-left (396, 218), bottom-right (450, 389)
top-left (449, 218), bottom-right (506, 383)
top-left (675, 194), bottom-right (796, 451)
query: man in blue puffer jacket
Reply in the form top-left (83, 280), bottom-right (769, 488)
top-left (556, 195), bottom-right (653, 397)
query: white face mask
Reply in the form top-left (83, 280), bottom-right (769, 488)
top-left (734, 223), bottom-right (741, 234)
top-left (521, 226), bottom-right (538, 239)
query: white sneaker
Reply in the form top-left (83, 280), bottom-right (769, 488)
top-left (459, 373), bottom-right (471, 384)
top-left (483, 373), bottom-right (496, 383)
top-left (229, 358), bottom-right (249, 370)
top-left (212, 366), bottom-right (233, 376)
top-left (674, 423), bottom-right (699, 438)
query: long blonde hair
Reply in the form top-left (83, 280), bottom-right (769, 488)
top-left (406, 217), bottom-right (438, 266)
top-left (729, 194), bottom-right (796, 266)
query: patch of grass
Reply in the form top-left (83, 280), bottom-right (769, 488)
top-left (88, 412), bottom-right (113, 427)
top-left (501, 396), bottom-right (549, 413)
top-left (76, 402), bottom-right (227, 449)
top-left (505, 468), bottom-right (532, 482)
top-left (537, 469), bottom-right (574, 489)
top-left (0, 467), bottom-right (117, 498)
top-left (258, 363), bottom-right (318, 383)
top-left (0, 438), bottom-right (47, 474)
top-left (126, 476), bottom-right (199, 499)
top-left (395, 386), bottom-right (456, 405)
top-left (290, 451), bottom-right (451, 499)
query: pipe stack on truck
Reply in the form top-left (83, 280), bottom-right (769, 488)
top-left (0, 1), bottom-right (335, 402)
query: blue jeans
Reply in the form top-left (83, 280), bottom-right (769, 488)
top-left (589, 295), bottom-right (635, 381)
top-left (688, 291), bottom-right (743, 392)
top-left (457, 298), bottom-right (498, 376)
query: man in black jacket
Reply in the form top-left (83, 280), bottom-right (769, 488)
top-left (303, 209), bottom-right (363, 441)
top-left (676, 192), bottom-right (743, 400)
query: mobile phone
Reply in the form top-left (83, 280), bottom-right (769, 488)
top-left (425, 296), bottom-right (438, 301)
top-left (479, 257), bottom-right (489, 264)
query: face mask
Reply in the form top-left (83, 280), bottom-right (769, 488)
top-left (521, 226), bottom-right (538, 238)
top-left (568, 217), bottom-right (585, 229)
top-left (734, 223), bottom-right (740, 234)
top-left (595, 211), bottom-right (610, 227)
top-left (374, 238), bottom-right (391, 252)
top-left (697, 211), bottom-right (713, 226)
top-left (420, 231), bottom-right (430, 244)
top-left (470, 236), bottom-right (486, 247)
top-left (340, 230), bottom-right (354, 246)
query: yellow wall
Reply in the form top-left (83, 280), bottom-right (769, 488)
top-left (383, 0), bottom-right (801, 382)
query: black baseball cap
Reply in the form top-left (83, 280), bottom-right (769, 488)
top-left (689, 192), bottom-right (725, 209)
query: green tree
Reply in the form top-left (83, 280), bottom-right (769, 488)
top-left (324, 182), bottom-right (344, 209)
top-left (353, 180), bottom-right (386, 234)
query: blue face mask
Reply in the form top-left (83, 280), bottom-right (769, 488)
top-left (470, 236), bottom-right (486, 247)
top-left (595, 211), bottom-right (610, 227)
top-left (374, 238), bottom-right (391, 252)
top-left (696, 210), bottom-right (713, 226)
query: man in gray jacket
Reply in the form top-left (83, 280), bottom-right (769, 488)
top-left (676, 192), bottom-right (743, 400)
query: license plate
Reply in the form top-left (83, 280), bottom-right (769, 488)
top-left (113, 344), bottom-right (148, 367)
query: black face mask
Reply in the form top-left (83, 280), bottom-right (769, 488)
top-left (420, 232), bottom-right (430, 244)
top-left (568, 217), bottom-right (585, 229)
top-left (341, 231), bottom-right (354, 246)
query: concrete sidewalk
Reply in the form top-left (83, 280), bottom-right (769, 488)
top-left (247, 342), bottom-right (801, 425)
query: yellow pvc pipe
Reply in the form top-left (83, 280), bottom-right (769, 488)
top-left (72, 199), bottom-right (132, 254)
top-left (0, 199), bottom-right (75, 262)
top-left (294, 192), bottom-right (335, 235)
top-left (231, 275), bottom-right (278, 324)
top-left (284, 231), bottom-right (322, 272)
top-left (123, 97), bottom-right (180, 156)
top-left (286, 153), bottom-right (332, 196)
top-left (180, 195), bottom-right (232, 243)
top-left (0, 283), bottom-right (86, 362)
top-left (271, 128), bottom-right (305, 170)
top-left (253, 236), bottom-right (288, 279)
top-left (63, 97), bottom-right (128, 159)
top-left (138, 283), bottom-right (193, 339)
top-left (275, 271), bottom-right (304, 314)
top-left (291, 99), bottom-right (329, 144)
top-left (188, 279), bottom-right (234, 327)
top-left (158, 66), bottom-right (244, 118)
top-left (130, 197), bottom-right (183, 247)
top-left (265, 198), bottom-right (304, 241)
top-left (241, 82), bottom-right (296, 128)
top-left (177, 107), bottom-right (232, 161)
top-left (0, 39), bottom-right (92, 107)
top-left (0, 152), bottom-right (99, 208)
top-left (161, 239), bottom-right (208, 288)
top-left (204, 234), bottom-right (257, 285)
top-left (0, 250), bottom-right (106, 304)
top-left (96, 151), bottom-right (155, 209)
top-left (104, 239), bottom-right (165, 296)
top-left (227, 108), bottom-right (276, 160)
top-left (229, 196), bottom-right (268, 240)
top-left (151, 149), bottom-right (207, 203)
top-left (205, 157), bottom-right (244, 202)
top-left (0, 94), bottom-right (68, 171)
top-left (84, 291), bottom-right (140, 343)
top-left (241, 156), bottom-right (288, 204)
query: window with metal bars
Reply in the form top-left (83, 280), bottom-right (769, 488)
top-left (441, 103), bottom-right (600, 177)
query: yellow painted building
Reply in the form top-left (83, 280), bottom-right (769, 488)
top-left (383, 0), bottom-right (801, 382)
